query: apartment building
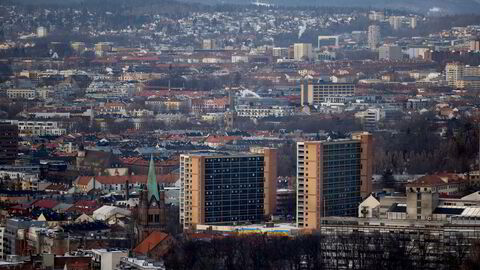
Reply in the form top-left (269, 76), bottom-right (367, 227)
top-left (293, 43), bottom-right (313, 61)
top-left (354, 108), bottom-right (386, 130)
top-left (179, 148), bottom-right (277, 229)
top-left (4, 218), bottom-right (46, 256)
top-left (300, 80), bottom-right (355, 105)
top-left (0, 123), bottom-right (18, 165)
top-left (235, 105), bottom-right (294, 119)
top-left (86, 81), bottom-right (136, 99)
top-left (6, 89), bottom-right (36, 100)
top-left (4, 120), bottom-right (66, 136)
top-left (445, 62), bottom-right (480, 89)
top-left (296, 132), bottom-right (373, 229)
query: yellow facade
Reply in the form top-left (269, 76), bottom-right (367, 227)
top-left (181, 149), bottom-right (278, 229)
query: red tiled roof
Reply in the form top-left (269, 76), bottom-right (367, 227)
top-left (69, 206), bottom-right (96, 215)
top-left (33, 199), bottom-right (60, 209)
top-left (45, 184), bottom-right (70, 192)
top-left (205, 135), bottom-right (241, 144)
top-left (74, 200), bottom-right (98, 208)
top-left (133, 231), bottom-right (171, 255)
top-left (407, 174), bottom-right (465, 188)
top-left (119, 157), bottom-right (179, 167)
top-left (409, 175), bottom-right (445, 187)
top-left (77, 174), bottom-right (178, 186)
top-left (76, 176), bottom-right (92, 186)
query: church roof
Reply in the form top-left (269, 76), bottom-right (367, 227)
top-left (133, 231), bottom-right (170, 255)
top-left (147, 155), bottom-right (160, 202)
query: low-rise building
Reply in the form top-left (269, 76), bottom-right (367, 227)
top-left (91, 249), bottom-right (129, 270)
top-left (6, 89), bottom-right (36, 100)
top-left (235, 105), bottom-right (294, 119)
top-left (354, 108), bottom-right (386, 130)
top-left (4, 120), bottom-right (66, 136)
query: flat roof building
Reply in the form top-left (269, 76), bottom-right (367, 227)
top-left (293, 43), bottom-right (313, 61)
top-left (317, 35), bottom-right (339, 48)
top-left (300, 80), bottom-right (355, 106)
top-left (179, 148), bottom-right (277, 229)
top-left (296, 132), bottom-right (373, 229)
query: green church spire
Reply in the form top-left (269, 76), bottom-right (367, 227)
top-left (147, 155), bottom-right (160, 201)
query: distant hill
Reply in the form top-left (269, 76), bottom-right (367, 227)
top-left (9, 0), bottom-right (480, 14)
top-left (178, 0), bottom-right (480, 14)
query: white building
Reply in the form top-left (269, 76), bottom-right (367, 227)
top-left (93, 205), bottom-right (131, 224)
top-left (86, 81), bottom-right (137, 99)
top-left (92, 249), bottom-right (129, 270)
top-left (4, 120), bottom-right (66, 136)
top-left (272, 47), bottom-right (288, 58)
top-left (116, 257), bottom-right (165, 270)
top-left (358, 195), bottom-right (380, 218)
top-left (369, 11), bottom-right (385, 21)
top-left (235, 105), bottom-right (294, 119)
top-left (355, 108), bottom-right (386, 130)
top-left (0, 170), bottom-right (37, 181)
top-left (293, 43), bottom-right (313, 61)
top-left (388, 16), bottom-right (402, 30)
top-left (37, 27), bottom-right (48, 38)
top-left (6, 89), bottom-right (36, 100)
top-left (410, 17), bottom-right (417, 29)
top-left (407, 47), bottom-right (430, 59)
top-left (231, 55), bottom-right (249, 63)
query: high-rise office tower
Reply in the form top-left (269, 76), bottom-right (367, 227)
top-left (368, 25), bottom-right (381, 50)
top-left (296, 132), bottom-right (373, 229)
top-left (0, 123), bottom-right (18, 165)
top-left (179, 148), bottom-right (277, 229)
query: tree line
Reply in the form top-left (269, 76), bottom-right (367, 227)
top-left (374, 113), bottom-right (479, 174)
top-left (164, 232), bottom-right (480, 270)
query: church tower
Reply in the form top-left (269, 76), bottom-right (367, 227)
top-left (136, 155), bottom-right (167, 243)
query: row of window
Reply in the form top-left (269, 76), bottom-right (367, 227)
top-left (205, 186), bottom-right (263, 192)
top-left (205, 205), bottom-right (262, 212)
top-left (205, 199), bottom-right (264, 206)
top-left (205, 195), bottom-right (264, 201)
top-left (205, 177), bottom-right (264, 183)
top-left (205, 215), bottom-right (263, 223)
top-left (205, 157), bottom-right (263, 163)
top-left (206, 167), bottom-right (264, 173)
top-left (205, 173), bottom-right (264, 179)
top-left (205, 162), bottom-right (264, 168)
top-left (147, 214), bottom-right (161, 223)
top-left (323, 170), bottom-right (361, 177)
